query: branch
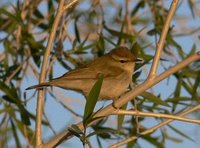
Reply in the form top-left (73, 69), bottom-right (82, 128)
top-left (63, 0), bottom-right (79, 12)
top-left (110, 104), bottom-right (200, 148)
top-left (148, 0), bottom-right (179, 79)
top-left (43, 0), bottom-right (200, 147)
top-left (44, 51), bottom-right (200, 147)
top-left (35, 0), bottom-right (65, 147)
top-left (113, 109), bottom-right (200, 124)
top-left (5, 62), bottom-right (23, 84)
top-left (0, 52), bottom-right (5, 62)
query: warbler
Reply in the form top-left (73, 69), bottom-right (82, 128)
top-left (26, 46), bottom-right (140, 100)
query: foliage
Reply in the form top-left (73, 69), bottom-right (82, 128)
top-left (0, 0), bottom-right (199, 147)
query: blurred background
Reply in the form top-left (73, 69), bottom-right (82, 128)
top-left (0, 0), bottom-right (200, 147)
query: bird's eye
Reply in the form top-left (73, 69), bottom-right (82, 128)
top-left (120, 60), bottom-right (127, 63)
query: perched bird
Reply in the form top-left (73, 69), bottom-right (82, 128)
top-left (26, 46), bottom-right (139, 100)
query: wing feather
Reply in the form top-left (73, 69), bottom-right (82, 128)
top-left (53, 65), bottom-right (124, 80)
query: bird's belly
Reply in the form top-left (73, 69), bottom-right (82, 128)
top-left (99, 79), bottom-right (129, 99)
top-left (57, 75), bottom-right (131, 100)
top-left (99, 71), bottom-right (132, 99)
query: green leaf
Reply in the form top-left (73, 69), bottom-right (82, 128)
top-left (100, 35), bottom-right (117, 47)
top-left (10, 118), bottom-right (21, 148)
top-left (18, 105), bottom-right (31, 126)
top-left (166, 97), bottom-right (191, 103)
top-left (104, 24), bottom-right (135, 41)
top-left (132, 71), bottom-right (142, 82)
top-left (4, 64), bottom-right (21, 80)
top-left (71, 124), bottom-right (83, 134)
top-left (142, 135), bottom-right (164, 148)
top-left (116, 21), bottom-right (125, 45)
top-left (167, 35), bottom-right (184, 59)
top-left (130, 42), bottom-right (141, 57)
top-left (4, 40), bottom-right (17, 56)
top-left (83, 75), bottom-right (104, 127)
top-left (168, 124), bottom-right (194, 142)
top-left (141, 92), bottom-right (170, 107)
top-left (0, 106), bottom-right (13, 114)
top-left (131, 0), bottom-right (145, 16)
top-left (0, 82), bottom-right (31, 125)
top-left (33, 8), bottom-right (44, 19)
top-left (15, 119), bottom-right (34, 143)
top-left (191, 71), bottom-right (200, 101)
top-left (0, 82), bottom-right (19, 104)
top-left (0, 8), bottom-right (22, 24)
top-left (74, 17), bottom-right (81, 43)
top-left (88, 127), bottom-right (119, 139)
top-left (172, 73), bottom-right (182, 112)
top-left (96, 34), bottom-right (105, 56)
top-left (147, 28), bottom-right (159, 36)
top-left (188, 0), bottom-right (195, 18)
top-left (188, 44), bottom-right (196, 56)
top-left (134, 54), bottom-right (153, 71)
top-left (117, 103), bottom-right (128, 130)
top-left (182, 80), bottom-right (193, 95)
top-left (68, 124), bottom-right (83, 138)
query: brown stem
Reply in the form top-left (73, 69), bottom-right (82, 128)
top-left (35, 0), bottom-right (65, 147)
top-left (44, 51), bottom-right (200, 147)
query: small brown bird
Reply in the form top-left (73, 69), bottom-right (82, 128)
top-left (26, 46), bottom-right (139, 100)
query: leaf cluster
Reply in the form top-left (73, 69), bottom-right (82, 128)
top-left (0, 0), bottom-right (199, 147)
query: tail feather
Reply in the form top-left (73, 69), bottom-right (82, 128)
top-left (26, 82), bottom-right (51, 90)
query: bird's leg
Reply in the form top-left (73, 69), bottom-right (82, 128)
top-left (112, 97), bottom-right (119, 109)
top-left (112, 81), bottom-right (136, 109)
top-left (112, 85), bottom-right (132, 109)
top-left (112, 93), bottom-right (127, 109)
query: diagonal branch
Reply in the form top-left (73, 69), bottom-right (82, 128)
top-left (148, 0), bottom-right (179, 79)
top-left (110, 104), bottom-right (200, 148)
top-left (44, 51), bottom-right (200, 147)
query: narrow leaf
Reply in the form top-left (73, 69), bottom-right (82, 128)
top-left (141, 92), bottom-right (170, 107)
top-left (168, 124), bottom-right (194, 142)
top-left (10, 119), bottom-right (21, 148)
top-left (104, 24), bottom-right (135, 41)
top-left (117, 103), bottom-right (128, 130)
top-left (74, 17), bottom-right (81, 43)
top-left (83, 75), bottom-right (104, 127)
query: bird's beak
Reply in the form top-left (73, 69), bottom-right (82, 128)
top-left (134, 58), bottom-right (144, 63)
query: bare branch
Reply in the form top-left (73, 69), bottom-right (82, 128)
top-left (113, 109), bottom-right (200, 124)
top-left (110, 104), bottom-right (200, 148)
top-left (35, 0), bottom-right (65, 147)
top-left (148, 0), bottom-right (179, 79)
top-left (44, 52), bottom-right (200, 147)
top-left (62, 0), bottom-right (79, 12)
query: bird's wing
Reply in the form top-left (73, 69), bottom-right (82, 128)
top-left (56, 66), bottom-right (98, 79)
top-left (54, 65), bottom-right (124, 80)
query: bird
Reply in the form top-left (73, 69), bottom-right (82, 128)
top-left (26, 46), bottom-right (138, 100)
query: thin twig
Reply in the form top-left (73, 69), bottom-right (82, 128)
top-left (5, 63), bottom-right (23, 84)
top-left (62, 0), bottom-right (79, 13)
top-left (44, 52), bottom-right (200, 147)
top-left (110, 104), bottom-right (200, 148)
top-left (148, 0), bottom-right (179, 79)
top-left (35, 0), bottom-right (65, 147)
top-left (113, 109), bottom-right (200, 124)
top-left (0, 53), bottom-right (5, 62)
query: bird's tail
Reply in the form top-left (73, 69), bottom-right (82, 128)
top-left (26, 82), bottom-right (51, 90)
